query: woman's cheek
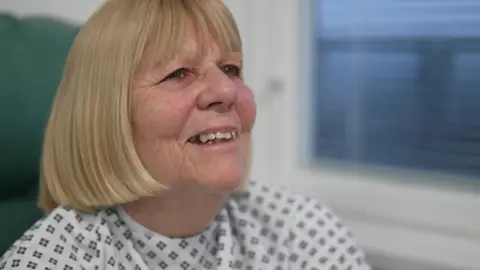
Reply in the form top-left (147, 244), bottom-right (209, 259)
top-left (135, 90), bottom-right (197, 137)
top-left (238, 86), bottom-right (257, 131)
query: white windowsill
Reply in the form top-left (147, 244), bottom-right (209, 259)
top-left (273, 165), bottom-right (480, 270)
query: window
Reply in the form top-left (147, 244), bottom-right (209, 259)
top-left (312, 0), bottom-right (480, 178)
top-left (244, 0), bottom-right (480, 269)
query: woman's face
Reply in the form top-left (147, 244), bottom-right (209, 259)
top-left (131, 29), bottom-right (256, 194)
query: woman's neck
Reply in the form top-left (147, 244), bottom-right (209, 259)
top-left (121, 186), bottom-right (228, 238)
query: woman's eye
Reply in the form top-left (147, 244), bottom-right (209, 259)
top-left (221, 65), bottom-right (241, 77)
top-left (163, 68), bottom-right (188, 81)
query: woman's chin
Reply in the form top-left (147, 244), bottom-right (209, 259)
top-left (187, 149), bottom-right (249, 194)
top-left (195, 168), bottom-right (246, 194)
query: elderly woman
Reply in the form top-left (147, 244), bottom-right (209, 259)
top-left (0, 0), bottom-right (371, 269)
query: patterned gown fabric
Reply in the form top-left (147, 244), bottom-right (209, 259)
top-left (0, 181), bottom-right (371, 270)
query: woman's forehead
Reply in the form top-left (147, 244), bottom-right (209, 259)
top-left (141, 29), bottom-right (241, 70)
top-left (173, 33), bottom-right (239, 60)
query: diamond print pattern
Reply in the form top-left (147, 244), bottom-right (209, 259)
top-left (0, 181), bottom-right (370, 269)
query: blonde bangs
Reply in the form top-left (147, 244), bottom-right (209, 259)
top-left (143, 0), bottom-right (242, 72)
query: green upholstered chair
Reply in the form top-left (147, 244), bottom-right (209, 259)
top-left (0, 13), bottom-right (78, 254)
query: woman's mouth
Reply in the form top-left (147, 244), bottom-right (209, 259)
top-left (188, 131), bottom-right (238, 145)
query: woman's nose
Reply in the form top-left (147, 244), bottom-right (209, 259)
top-left (196, 68), bottom-right (237, 112)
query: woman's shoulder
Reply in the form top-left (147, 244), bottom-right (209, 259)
top-left (238, 180), bottom-right (334, 222)
top-left (230, 180), bottom-right (371, 269)
top-left (0, 206), bottom-right (112, 269)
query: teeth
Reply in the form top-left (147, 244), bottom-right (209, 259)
top-left (198, 131), bottom-right (237, 144)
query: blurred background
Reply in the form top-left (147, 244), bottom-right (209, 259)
top-left (1, 0), bottom-right (479, 269)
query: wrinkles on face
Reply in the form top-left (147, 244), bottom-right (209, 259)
top-left (131, 30), bottom-right (255, 191)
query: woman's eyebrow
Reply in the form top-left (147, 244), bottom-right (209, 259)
top-left (216, 53), bottom-right (243, 66)
top-left (150, 49), bottom-right (243, 73)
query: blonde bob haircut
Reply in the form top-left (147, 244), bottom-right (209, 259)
top-left (39, 0), bottom-right (244, 213)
